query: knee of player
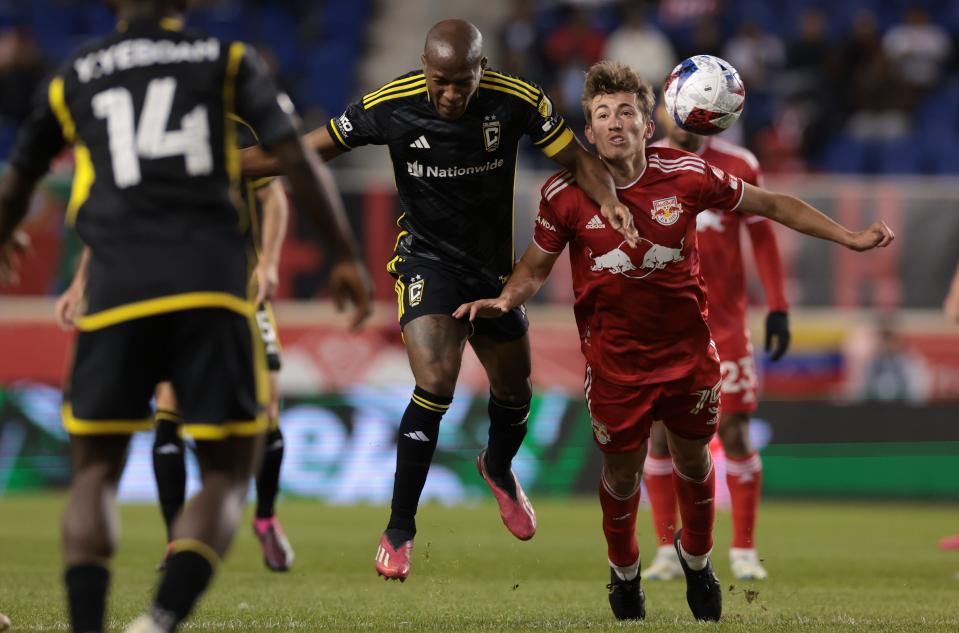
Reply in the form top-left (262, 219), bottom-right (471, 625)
top-left (717, 413), bottom-right (751, 455)
top-left (489, 379), bottom-right (532, 406)
top-left (413, 367), bottom-right (459, 396)
top-left (669, 443), bottom-right (712, 479)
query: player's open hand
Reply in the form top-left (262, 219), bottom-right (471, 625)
top-left (452, 298), bottom-right (511, 322)
top-left (252, 260), bottom-right (279, 306)
top-left (846, 220), bottom-right (895, 251)
top-left (329, 259), bottom-right (374, 331)
top-left (0, 230), bottom-right (31, 286)
top-left (600, 201), bottom-right (638, 248)
top-left (55, 282), bottom-right (85, 329)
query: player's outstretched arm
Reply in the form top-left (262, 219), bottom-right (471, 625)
top-left (270, 134), bottom-right (373, 329)
top-left (550, 140), bottom-right (638, 247)
top-left (746, 219), bottom-right (790, 360)
top-left (0, 166), bottom-right (39, 285)
top-left (453, 244), bottom-right (560, 322)
top-left (252, 179), bottom-right (289, 305)
top-left (739, 183), bottom-right (895, 251)
top-left (242, 127), bottom-right (346, 178)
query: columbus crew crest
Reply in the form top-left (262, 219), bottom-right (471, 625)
top-left (483, 115), bottom-right (501, 152)
top-left (408, 276), bottom-right (425, 306)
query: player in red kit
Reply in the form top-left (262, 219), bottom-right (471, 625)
top-left (454, 61), bottom-right (893, 622)
top-left (642, 102), bottom-right (789, 582)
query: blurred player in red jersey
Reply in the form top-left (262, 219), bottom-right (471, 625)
top-left (455, 61), bottom-right (893, 621)
top-left (642, 100), bottom-right (789, 582)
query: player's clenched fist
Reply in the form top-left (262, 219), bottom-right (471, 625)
top-left (845, 220), bottom-right (895, 252)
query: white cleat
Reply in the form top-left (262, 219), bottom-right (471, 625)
top-left (644, 545), bottom-right (683, 581)
top-left (730, 548), bottom-right (768, 580)
top-left (123, 615), bottom-right (166, 633)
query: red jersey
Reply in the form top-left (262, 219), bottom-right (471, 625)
top-left (534, 147), bottom-right (744, 386)
top-left (695, 138), bottom-right (761, 342)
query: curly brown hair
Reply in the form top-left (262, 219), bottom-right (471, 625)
top-left (581, 60), bottom-right (655, 123)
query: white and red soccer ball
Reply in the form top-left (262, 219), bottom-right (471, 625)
top-left (663, 55), bottom-right (745, 136)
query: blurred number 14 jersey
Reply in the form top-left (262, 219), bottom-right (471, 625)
top-left (9, 18), bottom-right (296, 329)
top-left (327, 69), bottom-right (574, 285)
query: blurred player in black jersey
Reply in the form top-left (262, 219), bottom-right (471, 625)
top-left (244, 18), bottom-right (638, 582)
top-left (57, 120), bottom-right (297, 574)
top-left (0, 1), bottom-right (372, 632)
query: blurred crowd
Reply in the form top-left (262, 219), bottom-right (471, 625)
top-left (498, 0), bottom-right (959, 174)
top-left (0, 0), bottom-right (957, 174)
top-left (0, 0), bottom-right (366, 155)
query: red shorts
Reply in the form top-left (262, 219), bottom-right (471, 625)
top-left (714, 333), bottom-right (758, 415)
top-left (584, 352), bottom-right (722, 454)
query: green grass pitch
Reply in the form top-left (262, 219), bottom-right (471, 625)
top-left (1, 495), bottom-right (957, 632)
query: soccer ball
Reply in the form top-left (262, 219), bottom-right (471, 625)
top-left (663, 55), bottom-right (745, 136)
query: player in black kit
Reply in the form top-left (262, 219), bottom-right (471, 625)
top-left (244, 18), bottom-right (638, 582)
top-left (0, 1), bottom-right (372, 632)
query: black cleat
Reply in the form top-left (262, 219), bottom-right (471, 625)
top-left (606, 567), bottom-right (646, 620)
top-left (674, 529), bottom-right (722, 621)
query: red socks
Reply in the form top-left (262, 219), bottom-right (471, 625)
top-left (673, 462), bottom-right (716, 556)
top-left (598, 473), bottom-right (641, 567)
top-left (726, 452), bottom-right (762, 548)
top-left (643, 453), bottom-right (677, 547)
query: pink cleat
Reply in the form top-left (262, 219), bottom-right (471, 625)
top-left (476, 450), bottom-right (536, 541)
top-left (253, 517), bottom-right (294, 572)
top-left (375, 532), bottom-right (413, 581)
top-left (940, 534), bottom-right (959, 550)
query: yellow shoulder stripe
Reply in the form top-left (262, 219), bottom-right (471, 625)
top-left (483, 71), bottom-right (540, 98)
top-left (48, 77), bottom-right (75, 142)
top-left (365, 85), bottom-right (427, 109)
top-left (363, 74), bottom-right (425, 103)
top-left (223, 42), bottom-right (245, 187)
top-left (363, 79), bottom-right (426, 107)
top-left (478, 82), bottom-right (537, 107)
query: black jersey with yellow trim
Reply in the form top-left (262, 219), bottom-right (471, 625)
top-left (327, 68), bottom-right (574, 284)
top-left (235, 117), bottom-right (276, 260)
top-left (8, 18), bottom-right (297, 329)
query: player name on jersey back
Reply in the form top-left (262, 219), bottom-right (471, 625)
top-left (74, 37), bottom-right (221, 82)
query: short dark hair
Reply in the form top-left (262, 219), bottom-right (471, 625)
top-left (582, 60), bottom-right (655, 122)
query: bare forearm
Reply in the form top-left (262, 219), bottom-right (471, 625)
top-left (73, 246), bottom-right (91, 287)
top-left (275, 139), bottom-right (359, 262)
top-left (759, 193), bottom-right (853, 247)
top-left (258, 183), bottom-right (288, 266)
top-left (499, 257), bottom-right (551, 309)
top-left (241, 146), bottom-right (283, 178)
top-left (571, 151), bottom-right (618, 207)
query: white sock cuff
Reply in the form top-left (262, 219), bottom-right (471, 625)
top-left (644, 454), bottom-right (674, 476)
top-left (679, 542), bottom-right (712, 571)
top-left (609, 556), bottom-right (641, 581)
top-left (726, 453), bottom-right (762, 475)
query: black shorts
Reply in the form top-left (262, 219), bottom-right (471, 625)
top-left (388, 257), bottom-right (528, 342)
top-left (255, 302), bottom-right (282, 371)
top-left (63, 308), bottom-right (268, 440)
